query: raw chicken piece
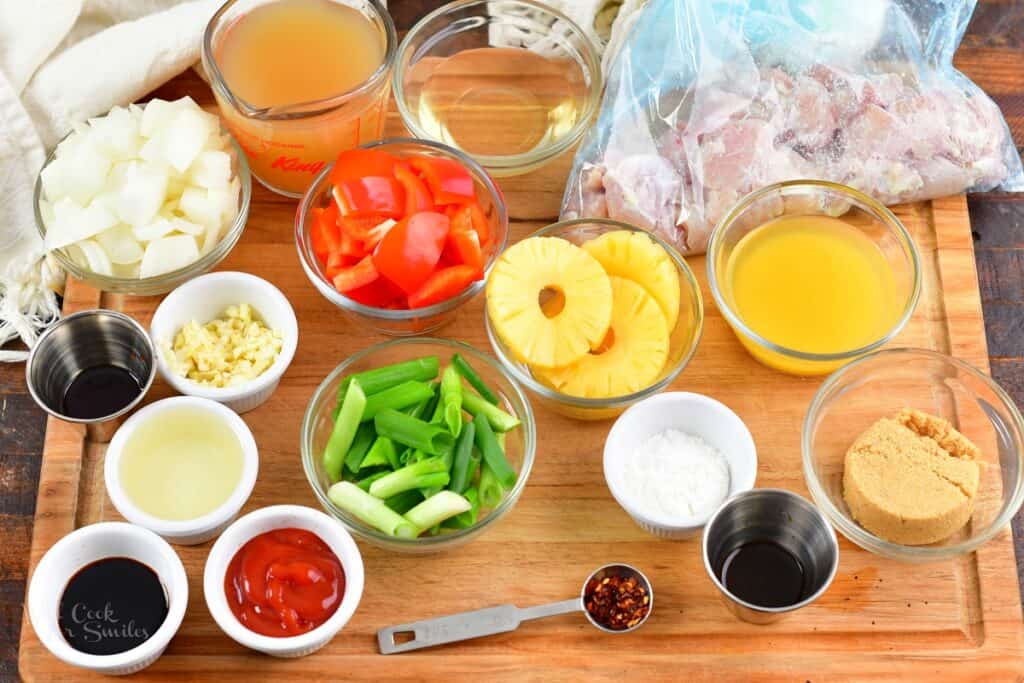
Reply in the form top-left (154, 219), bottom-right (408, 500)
top-left (603, 154), bottom-right (682, 235)
top-left (783, 76), bottom-right (837, 149)
top-left (567, 62), bottom-right (1020, 255)
top-left (579, 165), bottom-right (608, 218)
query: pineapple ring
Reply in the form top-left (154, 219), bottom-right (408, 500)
top-left (582, 230), bottom-right (680, 331)
top-left (533, 277), bottom-right (670, 399)
top-left (486, 236), bottom-right (612, 369)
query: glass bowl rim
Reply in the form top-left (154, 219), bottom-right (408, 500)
top-left (391, 0), bottom-right (603, 171)
top-left (294, 137), bottom-right (510, 321)
top-left (485, 217), bottom-right (705, 410)
top-left (300, 336), bottom-right (537, 547)
top-left (35, 126), bottom-right (253, 292)
top-left (201, 0), bottom-right (398, 121)
top-left (706, 179), bottom-right (923, 363)
top-left (801, 346), bottom-right (1024, 560)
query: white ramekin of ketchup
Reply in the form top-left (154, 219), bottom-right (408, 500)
top-left (203, 505), bottom-right (364, 657)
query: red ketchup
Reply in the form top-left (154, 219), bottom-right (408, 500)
top-left (224, 528), bottom-right (345, 637)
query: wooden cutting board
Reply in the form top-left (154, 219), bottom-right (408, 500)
top-left (18, 72), bottom-right (1024, 681)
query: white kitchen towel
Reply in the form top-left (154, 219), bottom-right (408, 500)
top-left (0, 0), bottom-right (221, 361)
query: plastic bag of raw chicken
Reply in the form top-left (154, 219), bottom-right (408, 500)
top-left (561, 0), bottom-right (1024, 254)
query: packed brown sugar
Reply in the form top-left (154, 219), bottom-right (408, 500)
top-left (843, 409), bottom-right (981, 546)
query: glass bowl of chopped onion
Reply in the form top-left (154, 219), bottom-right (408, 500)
top-left (35, 98), bottom-right (252, 296)
top-left (300, 337), bottom-right (536, 553)
top-left (803, 348), bottom-right (1024, 562)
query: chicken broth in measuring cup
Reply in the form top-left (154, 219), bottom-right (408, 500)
top-left (203, 0), bottom-right (396, 196)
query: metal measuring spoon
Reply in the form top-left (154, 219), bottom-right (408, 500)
top-left (377, 563), bottom-right (653, 654)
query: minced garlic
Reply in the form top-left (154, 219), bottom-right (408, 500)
top-left (164, 303), bottom-right (283, 387)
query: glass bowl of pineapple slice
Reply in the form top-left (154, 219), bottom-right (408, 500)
top-left (485, 218), bottom-right (704, 420)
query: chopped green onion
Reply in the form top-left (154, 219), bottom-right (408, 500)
top-left (385, 489), bottom-right (424, 515)
top-left (338, 356), bottom-right (439, 399)
top-left (452, 353), bottom-right (499, 404)
top-left (405, 491), bottom-right (472, 531)
top-left (444, 487), bottom-right (480, 529)
top-left (374, 409), bottom-right (454, 455)
top-left (369, 457), bottom-right (450, 499)
top-left (463, 389), bottom-right (520, 432)
top-left (419, 439), bottom-right (455, 499)
top-left (405, 383), bottom-right (439, 420)
top-left (440, 365), bottom-right (463, 437)
top-left (466, 447), bottom-right (482, 488)
top-left (328, 482), bottom-right (417, 538)
top-left (448, 421), bottom-right (477, 494)
top-left (343, 422), bottom-right (376, 475)
top-left (360, 436), bottom-right (399, 470)
top-left (473, 410), bottom-right (517, 489)
top-left (428, 384), bottom-right (447, 425)
top-left (324, 379), bottom-right (366, 482)
top-left (356, 470), bottom-right (389, 491)
top-left (479, 460), bottom-right (503, 508)
top-left (361, 380), bottom-right (435, 422)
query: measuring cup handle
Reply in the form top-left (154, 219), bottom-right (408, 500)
top-left (378, 605), bottom-right (522, 654)
top-left (517, 598), bottom-right (582, 622)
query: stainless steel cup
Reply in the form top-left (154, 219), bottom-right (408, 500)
top-left (26, 310), bottom-right (156, 443)
top-left (702, 488), bottom-right (839, 624)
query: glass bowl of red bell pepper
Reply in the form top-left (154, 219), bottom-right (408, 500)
top-left (296, 138), bottom-right (509, 335)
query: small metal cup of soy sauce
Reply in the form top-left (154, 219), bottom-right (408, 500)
top-left (26, 310), bottom-right (156, 443)
top-left (702, 488), bottom-right (839, 624)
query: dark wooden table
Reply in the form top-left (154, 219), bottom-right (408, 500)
top-left (2, 0), bottom-right (1024, 678)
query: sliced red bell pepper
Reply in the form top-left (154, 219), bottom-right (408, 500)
top-left (333, 178), bottom-right (406, 219)
top-left (325, 250), bottom-right (360, 280)
top-left (337, 230), bottom-right (365, 259)
top-left (407, 264), bottom-right (480, 309)
top-left (310, 203), bottom-right (341, 260)
top-left (328, 148), bottom-right (397, 185)
top-left (443, 223), bottom-right (484, 274)
top-left (332, 254), bottom-right (379, 293)
top-left (394, 161), bottom-right (434, 215)
top-left (339, 214), bottom-right (394, 249)
top-left (409, 157), bottom-right (476, 205)
top-left (372, 211), bottom-right (450, 294)
top-left (345, 275), bottom-right (405, 308)
top-left (468, 203), bottom-right (490, 244)
top-left (449, 204), bottom-right (491, 246)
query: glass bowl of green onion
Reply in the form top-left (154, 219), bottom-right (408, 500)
top-left (301, 337), bottom-right (536, 553)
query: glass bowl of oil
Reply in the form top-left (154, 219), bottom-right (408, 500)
top-left (393, 0), bottom-right (602, 177)
top-left (707, 180), bottom-right (922, 376)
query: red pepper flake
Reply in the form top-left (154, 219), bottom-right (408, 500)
top-left (584, 573), bottom-right (650, 631)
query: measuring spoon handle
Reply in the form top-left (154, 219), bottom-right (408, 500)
top-left (377, 599), bottom-right (581, 654)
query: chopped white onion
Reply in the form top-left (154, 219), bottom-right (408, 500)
top-left (45, 197), bottom-right (118, 250)
top-left (41, 96), bottom-right (238, 279)
top-left (96, 225), bottom-right (144, 265)
top-left (140, 234), bottom-right (200, 278)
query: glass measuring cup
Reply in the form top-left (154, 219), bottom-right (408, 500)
top-left (202, 0), bottom-right (398, 197)
top-left (377, 563), bottom-right (653, 653)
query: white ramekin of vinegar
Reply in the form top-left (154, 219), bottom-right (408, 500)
top-left (104, 396), bottom-right (259, 545)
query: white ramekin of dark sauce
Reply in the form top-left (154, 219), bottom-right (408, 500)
top-left (27, 522), bottom-right (187, 675)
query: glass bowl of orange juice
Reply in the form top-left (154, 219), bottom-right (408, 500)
top-left (294, 138), bottom-right (509, 336)
top-left (707, 180), bottom-right (921, 376)
top-left (202, 0), bottom-right (397, 198)
top-left (393, 0), bottom-right (602, 177)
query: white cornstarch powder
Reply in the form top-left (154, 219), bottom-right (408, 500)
top-left (623, 429), bottom-right (731, 519)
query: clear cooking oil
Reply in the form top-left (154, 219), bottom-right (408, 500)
top-left (412, 47), bottom-right (588, 158)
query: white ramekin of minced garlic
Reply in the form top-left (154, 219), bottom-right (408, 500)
top-left (151, 271), bottom-right (298, 413)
